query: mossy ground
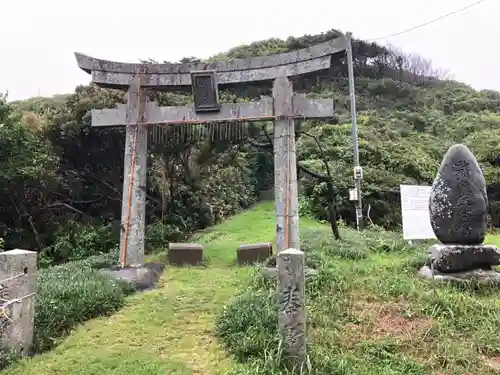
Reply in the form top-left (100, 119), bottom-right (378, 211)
top-left (3, 202), bottom-right (500, 375)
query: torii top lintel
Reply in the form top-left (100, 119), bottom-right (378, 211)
top-left (75, 36), bottom-right (347, 90)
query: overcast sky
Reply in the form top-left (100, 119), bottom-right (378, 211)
top-left (1, 0), bottom-right (498, 101)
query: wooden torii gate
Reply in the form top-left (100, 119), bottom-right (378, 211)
top-left (74, 35), bottom-right (350, 268)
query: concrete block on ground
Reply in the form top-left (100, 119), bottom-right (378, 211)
top-left (168, 243), bottom-right (204, 266)
top-left (237, 242), bottom-right (272, 265)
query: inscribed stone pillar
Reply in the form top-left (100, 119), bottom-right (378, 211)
top-left (277, 248), bottom-right (306, 365)
top-left (273, 77), bottom-right (300, 253)
top-left (120, 75), bottom-right (148, 267)
top-left (0, 249), bottom-right (37, 356)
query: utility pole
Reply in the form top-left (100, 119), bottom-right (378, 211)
top-left (345, 32), bottom-right (364, 230)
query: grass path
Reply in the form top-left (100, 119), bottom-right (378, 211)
top-left (4, 268), bottom-right (246, 375)
top-left (4, 268), bottom-right (252, 375)
top-left (2, 202), bottom-right (323, 375)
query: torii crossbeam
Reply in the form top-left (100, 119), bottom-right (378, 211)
top-left (75, 35), bottom-right (349, 267)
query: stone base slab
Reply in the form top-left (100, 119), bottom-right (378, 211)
top-left (419, 265), bottom-right (500, 284)
top-left (427, 244), bottom-right (500, 273)
top-left (168, 243), bottom-right (204, 266)
top-left (237, 242), bottom-right (272, 265)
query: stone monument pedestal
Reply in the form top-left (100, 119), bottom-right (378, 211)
top-left (427, 244), bottom-right (500, 273)
top-left (420, 243), bottom-right (500, 284)
top-left (419, 265), bottom-right (500, 284)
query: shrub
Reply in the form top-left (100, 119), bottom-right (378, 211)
top-left (73, 249), bottom-right (119, 269)
top-left (34, 260), bottom-right (135, 352)
top-left (301, 227), bottom-right (370, 261)
top-left (146, 222), bottom-right (183, 251)
top-left (0, 347), bottom-right (17, 371)
top-left (215, 279), bottom-right (279, 362)
top-left (39, 222), bottom-right (119, 267)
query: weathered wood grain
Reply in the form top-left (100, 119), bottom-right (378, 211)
top-left (90, 95), bottom-right (333, 127)
top-left (75, 36), bottom-right (347, 75)
top-left (88, 57), bottom-right (331, 88)
top-left (120, 76), bottom-right (148, 267)
top-left (273, 77), bottom-right (300, 253)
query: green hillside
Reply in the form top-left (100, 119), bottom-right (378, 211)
top-left (3, 30), bottom-right (500, 263)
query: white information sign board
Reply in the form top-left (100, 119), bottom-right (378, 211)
top-left (400, 184), bottom-right (436, 240)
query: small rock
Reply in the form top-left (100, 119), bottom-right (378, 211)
top-left (429, 144), bottom-right (487, 245)
top-left (427, 244), bottom-right (500, 273)
top-left (101, 262), bottom-right (165, 291)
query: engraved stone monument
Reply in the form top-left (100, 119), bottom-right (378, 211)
top-left (420, 144), bottom-right (500, 283)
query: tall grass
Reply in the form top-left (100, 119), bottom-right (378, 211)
top-left (216, 227), bottom-right (500, 375)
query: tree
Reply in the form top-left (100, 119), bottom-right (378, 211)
top-left (0, 94), bottom-right (59, 250)
top-left (247, 124), bottom-right (341, 240)
top-left (384, 43), bottom-right (451, 84)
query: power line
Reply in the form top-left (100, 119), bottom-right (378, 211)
top-left (368, 0), bottom-right (488, 41)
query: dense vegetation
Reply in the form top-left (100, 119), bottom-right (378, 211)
top-left (1, 31), bottom-right (500, 370)
top-left (3, 29), bottom-right (500, 264)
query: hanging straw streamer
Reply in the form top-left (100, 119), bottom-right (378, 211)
top-left (196, 124), bottom-right (203, 142)
top-left (214, 123), bottom-right (218, 141)
top-left (175, 124), bottom-right (180, 145)
top-left (195, 124), bottom-right (200, 142)
top-left (191, 124), bottom-right (196, 142)
top-left (148, 121), bottom-right (253, 146)
top-left (221, 123), bottom-right (224, 141)
top-left (148, 124), bottom-right (165, 145)
top-left (220, 123), bottom-right (224, 141)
